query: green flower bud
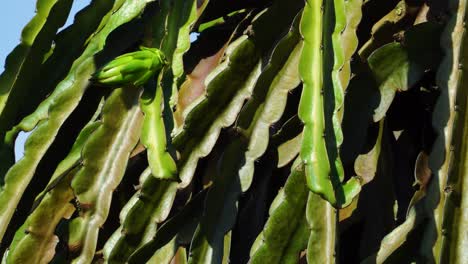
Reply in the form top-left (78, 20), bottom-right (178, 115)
top-left (92, 46), bottom-right (167, 87)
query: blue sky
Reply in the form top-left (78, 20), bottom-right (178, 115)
top-left (0, 1), bottom-right (90, 160)
top-left (0, 2), bottom-right (34, 70)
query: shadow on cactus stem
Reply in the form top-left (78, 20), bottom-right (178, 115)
top-left (421, 2), bottom-right (458, 261)
top-left (405, 17), bottom-right (446, 264)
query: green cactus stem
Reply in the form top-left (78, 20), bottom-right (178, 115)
top-left (298, 0), bottom-right (361, 208)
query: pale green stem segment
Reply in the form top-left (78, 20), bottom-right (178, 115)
top-left (451, 92), bottom-right (468, 264)
top-left (354, 120), bottom-right (384, 184)
top-left (222, 232), bottom-right (232, 264)
top-left (6, 107), bottom-right (103, 263)
top-left (69, 87), bottom-right (143, 264)
top-left (236, 22), bottom-right (303, 191)
top-left (6, 168), bottom-right (78, 264)
top-left (306, 192), bottom-right (336, 264)
top-left (168, 0), bottom-right (207, 108)
top-left (174, 36), bottom-right (261, 188)
top-left (361, 206), bottom-right (421, 264)
top-left (103, 169), bottom-right (178, 262)
top-left (299, 0), bottom-right (361, 208)
top-left (339, 0), bottom-right (363, 92)
top-left (358, 1), bottom-right (410, 60)
top-left (140, 74), bottom-right (178, 181)
top-left (144, 246), bottom-right (187, 264)
top-left (330, 0), bottom-right (346, 154)
top-left (250, 159), bottom-right (310, 264)
top-left (197, 9), bottom-right (247, 32)
top-left (32, 98), bottom-right (104, 206)
top-left (126, 188), bottom-right (208, 263)
top-left (422, 0), bottom-right (468, 262)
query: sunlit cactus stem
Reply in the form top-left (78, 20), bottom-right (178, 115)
top-left (92, 46), bottom-right (167, 87)
top-left (298, 0), bottom-right (361, 208)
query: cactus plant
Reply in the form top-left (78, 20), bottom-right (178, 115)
top-left (0, 0), bottom-right (465, 263)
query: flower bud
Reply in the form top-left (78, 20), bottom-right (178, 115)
top-left (92, 46), bottom-right (166, 87)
